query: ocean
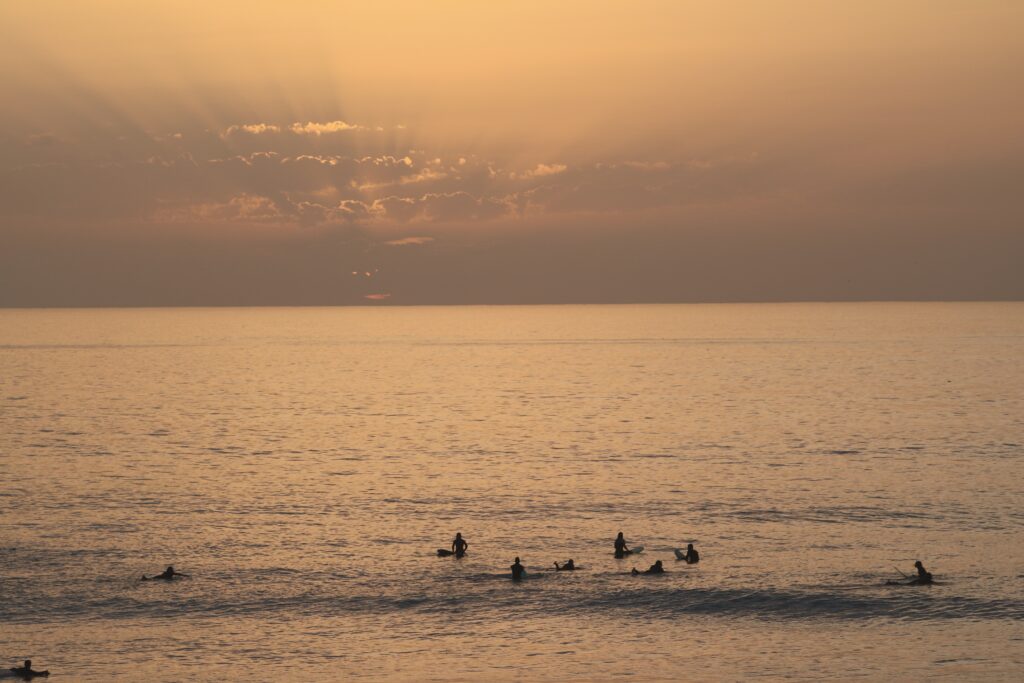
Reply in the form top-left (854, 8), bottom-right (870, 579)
top-left (2, 303), bottom-right (1022, 680)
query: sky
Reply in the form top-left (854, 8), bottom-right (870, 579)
top-left (1, 0), bottom-right (1022, 306)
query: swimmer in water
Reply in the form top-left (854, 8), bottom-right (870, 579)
top-left (632, 560), bottom-right (665, 575)
top-left (554, 559), bottom-right (577, 571)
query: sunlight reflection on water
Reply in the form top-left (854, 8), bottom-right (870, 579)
top-left (2, 303), bottom-right (1023, 680)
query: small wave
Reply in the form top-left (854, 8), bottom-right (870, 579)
top-left (571, 585), bottom-right (1024, 622)
top-left (5, 579), bottom-right (1022, 626)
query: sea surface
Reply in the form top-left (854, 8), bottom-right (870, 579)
top-left (1, 303), bottom-right (1023, 681)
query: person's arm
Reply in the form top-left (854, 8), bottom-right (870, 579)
top-left (174, 571), bottom-right (191, 577)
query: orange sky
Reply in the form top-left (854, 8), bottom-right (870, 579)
top-left (1, 1), bottom-right (1022, 305)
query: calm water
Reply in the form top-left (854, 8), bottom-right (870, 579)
top-left (2, 303), bottom-right (1023, 681)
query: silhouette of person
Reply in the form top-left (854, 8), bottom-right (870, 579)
top-left (887, 560), bottom-right (934, 586)
top-left (554, 559), bottom-right (577, 571)
top-left (614, 532), bottom-right (630, 558)
top-left (511, 557), bottom-right (525, 580)
top-left (142, 565), bottom-right (189, 581)
top-left (683, 543), bottom-right (700, 564)
top-left (451, 532), bottom-right (469, 557)
top-left (632, 560), bottom-right (664, 575)
top-left (912, 560), bottom-right (933, 584)
top-left (10, 660), bottom-right (49, 679)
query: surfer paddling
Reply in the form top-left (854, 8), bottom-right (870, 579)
top-left (554, 559), bottom-right (578, 571)
top-left (632, 560), bottom-right (665, 575)
top-left (9, 660), bottom-right (49, 679)
top-left (142, 565), bottom-right (189, 581)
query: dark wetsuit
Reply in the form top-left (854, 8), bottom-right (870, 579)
top-left (452, 537), bottom-right (468, 556)
top-left (10, 666), bottom-right (49, 679)
top-left (684, 548), bottom-right (700, 564)
top-left (614, 538), bottom-right (628, 558)
top-left (913, 566), bottom-right (933, 584)
top-left (511, 561), bottom-right (525, 580)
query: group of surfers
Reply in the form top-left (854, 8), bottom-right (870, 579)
top-left (9, 539), bottom-right (935, 678)
top-left (451, 530), bottom-right (932, 585)
top-left (133, 533), bottom-right (929, 585)
top-left (450, 530), bottom-right (701, 580)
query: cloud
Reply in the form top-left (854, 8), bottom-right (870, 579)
top-left (0, 117), bottom-right (781, 230)
top-left (289, 120), bottom-right (364, 135)
top-left (515, 163), bottom-right (567, 179)
top-left (223, 120), bottom-right (372, 138)
top-left (384, 236), bottom-right (435, 246)
top-left (368, 192), bottom-right (513, 223)
top-left (223, 123), bottom-right (281, 136)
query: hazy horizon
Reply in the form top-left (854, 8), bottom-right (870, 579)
top-left (2, 1), bottom-right (1023, 306)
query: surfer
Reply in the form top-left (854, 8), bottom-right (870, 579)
top-left (680, 543), bottom-right (700, 564)
top-left (10, 660), bottom-right (49, 679)
top-left (887, 560), bottom-right (933, 586)
top-left (614, 531), bottom-right (630, 558)
top-left (142, 565), bottom-right (189, 581)
top-left (511, 557), bottom-right (525, 580)
top-left (912, 560), bottom-right (933, 584)
top-left (554, 559), bottom-right (577, 571)
top-left (451, 532), bottom-right (469, 557)
top-left (632, 560), bottom-right (664, 575)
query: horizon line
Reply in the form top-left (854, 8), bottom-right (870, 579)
top-left (2, 299), bottom-right (1022, 311)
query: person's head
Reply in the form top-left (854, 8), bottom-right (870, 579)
top-left (24, 661), bottom-right (31, 669)
top-left (566, 559), bottom-right (574, 567)
top-left (514, 556), bottom-right (520, 563)
top-left (914, 561), bottom-right (923, 568)
top-left (655, 560), bottom-right (663, 567)
top-left (617, 532), bottom-right (624, 539)
top-left (166, 566), bottom-right (174, 573)
top-left (687, 544), bottom-right (693, 551)
top-left (455, 532), bottom-right (462, 538)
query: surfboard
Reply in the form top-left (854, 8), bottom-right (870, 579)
top-left (437, 549), bottom-right (466, 557)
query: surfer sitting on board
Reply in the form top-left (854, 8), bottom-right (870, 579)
top-left (632, 560), bottom-right (664, 575)
top-left (451, 532), bottom-right (469, 557)
top-left (887, 560), bottom-right (933, 585)
top-left (679, 543), bottom-right (700, 564)
top-left (142, 565), bottom-right (189, 581)
top-left (511, 557), bottom-right (525, 580)
top-left (554, 559), bottom-right (577, 571)
top-left (10, 659), bottom-right (49, 679)
top-left (614, 531), bottom-right (631, 558)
